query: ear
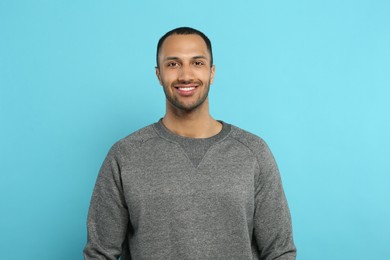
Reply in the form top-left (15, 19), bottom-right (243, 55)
top-left (155, 66), bottom-right (162, 85)
top-left (210, 65), bottom-right (216, 84)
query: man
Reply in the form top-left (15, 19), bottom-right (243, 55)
top-left (84, 27), bottom-right (296, 260)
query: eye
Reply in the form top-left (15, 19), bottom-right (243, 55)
top-left (193, 61), bottom-right (205, 66)
top-left (167, 61), bottom-right (179, 68)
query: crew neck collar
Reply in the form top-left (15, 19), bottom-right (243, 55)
top-left (154, 118), bottom-right (231, 143)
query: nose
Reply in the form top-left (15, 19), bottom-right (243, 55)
top-left (178, 64), bottom-right (194, 82)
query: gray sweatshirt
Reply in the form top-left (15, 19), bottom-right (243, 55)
top-left (84, 120), bottom-right (296, 260)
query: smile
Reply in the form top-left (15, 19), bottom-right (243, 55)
top-left (174, 85), bottom-right (198, 96)
top-left (177, 87), bottom-right (195, 91)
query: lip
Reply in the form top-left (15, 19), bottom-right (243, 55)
top-left (173, 84), bottom-right (198, 96)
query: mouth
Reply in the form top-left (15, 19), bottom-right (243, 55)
top-left (173, 84), bottom-right (198, 96)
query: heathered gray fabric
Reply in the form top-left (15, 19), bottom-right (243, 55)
top-left (154, 120), bottom-right (231, 168)
top-left (84, 121), bottom-right (296, 260)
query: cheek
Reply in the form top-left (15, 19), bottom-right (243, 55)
top-left (164, 74), bottom-right (180, 86)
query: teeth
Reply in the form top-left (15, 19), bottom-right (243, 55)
top-left (179, 87), bottom-right (195, 91)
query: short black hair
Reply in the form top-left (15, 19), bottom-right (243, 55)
top-left (156, 27), bottom-right (213, 68)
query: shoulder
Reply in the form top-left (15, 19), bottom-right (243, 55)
top-left (120, 123), bottom-right (158, 145)
top-left (228, 124), bottom-right (269, 153)
top-left (226, 124), bottom-right (280, 183)
top-left (108, 123), bottom-right (159, 156)
top-left (225, 123), bottom-right (277, 168)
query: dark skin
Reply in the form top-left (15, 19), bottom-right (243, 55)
top-left (156, 34), bottom-right (221, 138)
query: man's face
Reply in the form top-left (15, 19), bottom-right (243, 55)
top-left (156, 34), bottom-right (215, 112)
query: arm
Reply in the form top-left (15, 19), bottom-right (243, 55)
top-left (83, 143), bottom-right (129, 260)
top-left (253, 140), bottom-right (296, 260)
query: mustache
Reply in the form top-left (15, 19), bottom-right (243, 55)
top-left (172, 80), bottom-right (202, 86)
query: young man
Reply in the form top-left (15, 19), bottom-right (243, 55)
top-left (84, 27), bottom-right (296, 260)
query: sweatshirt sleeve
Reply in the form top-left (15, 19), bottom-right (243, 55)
top-left (253, 139), bottom-right (296, 260)
top-left (83, 143), bottom-right (130, 260)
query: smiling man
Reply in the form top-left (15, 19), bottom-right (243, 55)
top-left (84, 27), bottom-right (296, 260)
top-left (158, 33), bottom-right (214, 112)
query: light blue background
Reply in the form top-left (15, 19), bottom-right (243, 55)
top-left (1, 0), bottom-right (389, 259)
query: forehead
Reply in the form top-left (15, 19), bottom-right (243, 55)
top-left (159, 34), bottom-right (210, 60)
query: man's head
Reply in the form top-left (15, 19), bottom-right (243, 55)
top-left (156, 27), bottom-right (213, 68)
top-left (155, 27), bottom-right (215, 113)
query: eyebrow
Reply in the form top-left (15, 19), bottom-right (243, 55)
top-left (192, 55), bottom-right (208, 60)
top-left (163, 55), bottom-right (209, 61)
top-left (163, 57), bottom-right (180, 61)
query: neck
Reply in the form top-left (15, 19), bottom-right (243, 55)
top-left (162, 100), bottom-right (222, 138)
